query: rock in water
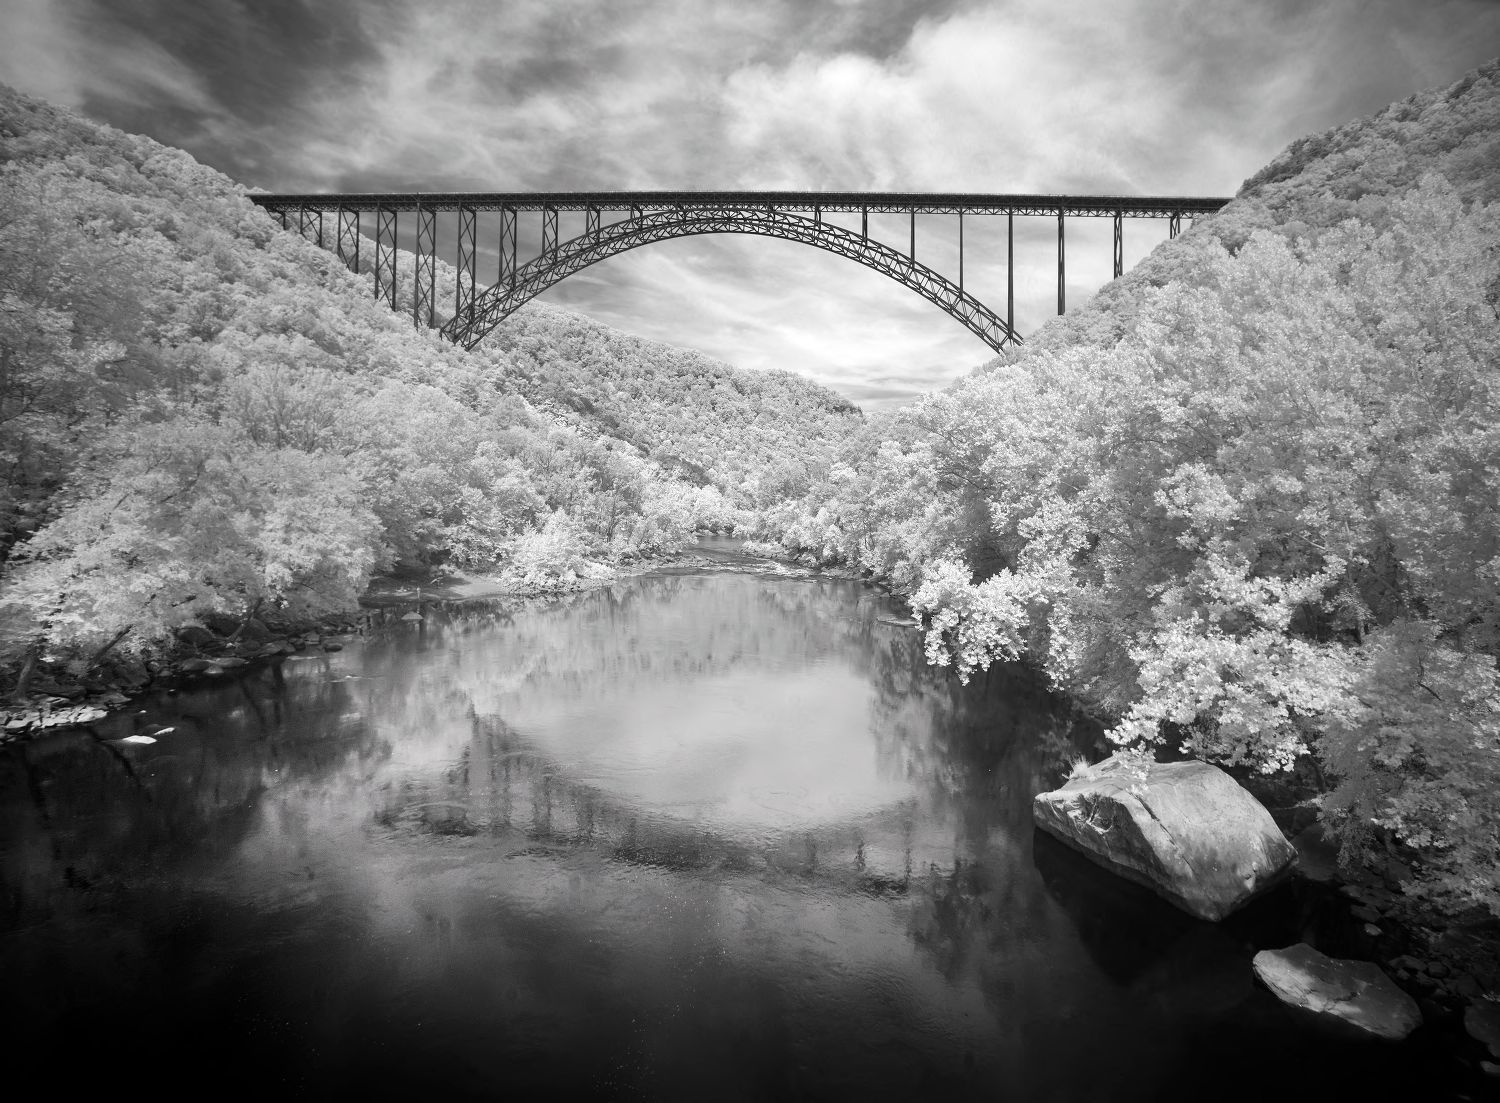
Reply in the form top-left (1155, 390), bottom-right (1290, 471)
top-left (1290, 821), bottom-right (1340, 883)
top-left (1253, 944), bottom-right (1422, 1041)
top-left (1031, 753), bottom-right (1295, 920)
top-left (1465, 1000), bottom-right (1500, 1061)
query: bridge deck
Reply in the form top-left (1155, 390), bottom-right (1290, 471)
top-left (250, 190), bottom-right (1231, 218)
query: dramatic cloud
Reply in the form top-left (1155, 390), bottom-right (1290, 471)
top-left (2, 0), bottom-right (1497, 408)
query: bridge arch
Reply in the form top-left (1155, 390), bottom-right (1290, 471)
top-left (441, 206), bottom-right (1021, 353)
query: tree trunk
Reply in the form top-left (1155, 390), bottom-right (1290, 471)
top-left (85, 624), bottom-right (133, 673)
top-left (225, 598), bottom-right (264, 644)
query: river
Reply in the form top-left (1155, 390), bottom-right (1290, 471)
top-left (0, 547), bottom-right (1457, 1099)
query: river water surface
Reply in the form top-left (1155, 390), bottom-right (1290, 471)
top-left (0, 550), bottom-right (1458, 1099)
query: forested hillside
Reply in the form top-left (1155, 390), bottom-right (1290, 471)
top-left (487, 305), bottom-right (860, 511)
top-left (775, 61), bottom-right (1500, 916)
top-left (0, 85), bottom-right (858, 679)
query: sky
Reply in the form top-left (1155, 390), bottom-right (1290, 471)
top-left (2, 0), bottom-right (1498, 411)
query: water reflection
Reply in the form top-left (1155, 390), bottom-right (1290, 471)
top-left (0, 564), bottom-right (1457, 1099)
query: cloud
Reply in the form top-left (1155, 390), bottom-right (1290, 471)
top-left (1, 0), bottom-right (224, 121)
top-left (2, 0), bottom-right (1499, 408)
top-left (0, 0), bottom-right (85, 104)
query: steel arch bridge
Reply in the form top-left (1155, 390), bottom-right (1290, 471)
top-left (249, 191), bottom-right (1231, 354)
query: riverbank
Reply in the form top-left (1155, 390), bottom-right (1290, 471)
top-left (0, 538), bottom-right (866, 742)
top-left (1, 563), bottom-right (615, 741)
top-left (1242, 767), bottom-right (1500, 1065)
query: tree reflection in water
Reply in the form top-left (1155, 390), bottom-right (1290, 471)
top-left (0, 563), bottom-right (1459, 1099)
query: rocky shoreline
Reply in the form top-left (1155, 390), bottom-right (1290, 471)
top-left (1241, 770), bottom-right (1500, 1027)
top-left (1, 606), bottom-right (369, 741)
top-left (1033, 753), bottom-right (1500, 1091)
top-left (0, 542), bottom-right (851, 742)
top-left (0, 562), bottom-right (559, 741)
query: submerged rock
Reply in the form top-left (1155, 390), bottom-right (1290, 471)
top-left (1031, 753), bottom-right (1295, 920)
top-left (1253, 943), bottom-right (1422, 1041)
top-left (1290, 821), bottom-right (1340, 883)
top-left (1466, 999), bottom-right (1500, 1060)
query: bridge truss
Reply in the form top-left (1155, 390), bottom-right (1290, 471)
top-left (249, 191), bottom-right (1230, 353)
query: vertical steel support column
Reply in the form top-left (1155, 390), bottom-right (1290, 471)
top-left (336, 206), bottom-right (360, 273)
top-left (630, 204), bottom-right (642, 221)
top-left (1113, 211), bottom-right (1123, 279)
top-left (861, 206), bottom-right (868, 241)
top-left (455, 205), bottom-right (477, 319)
top-left (376, 207), bottom-right (397, 308)
top-left (1057, 208), bottom-right (1066, 315)
top-left (498, 205), bottom-right (517, 284)
top-left (909, 209), bottom-right (915, 261)
top-left (814, 205), bottom-right (822, 227)
top-left (958, 211), bottom-right (964, 295)
top-left (586, 204), bottom-right (600, 236)
top-left (278, 209), bottom-right (289, 230)
top-left (298, 206), bottom-right (319, 245)
top-left (1006, 211), bottom-right (1014, 336)
top-left (1169, 211), bottom-right (1181, 239)
top-left (414, 206), bottom-right (437, 330)
top-left (542, 206), bottom-right (558, 255)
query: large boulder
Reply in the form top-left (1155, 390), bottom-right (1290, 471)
top-left (1253, 944), bottom-right (1422, 1041)
top-left (1032, 753), bottom-right (1295, 920)
top-left (175, 624), bottom-right (218, 648)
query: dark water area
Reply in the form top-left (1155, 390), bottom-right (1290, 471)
top-left (0, 552), bottom-right (1465, 1100)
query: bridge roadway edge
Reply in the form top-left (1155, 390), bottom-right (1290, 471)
top-left (249, 190), bottom-right (1231, 218)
